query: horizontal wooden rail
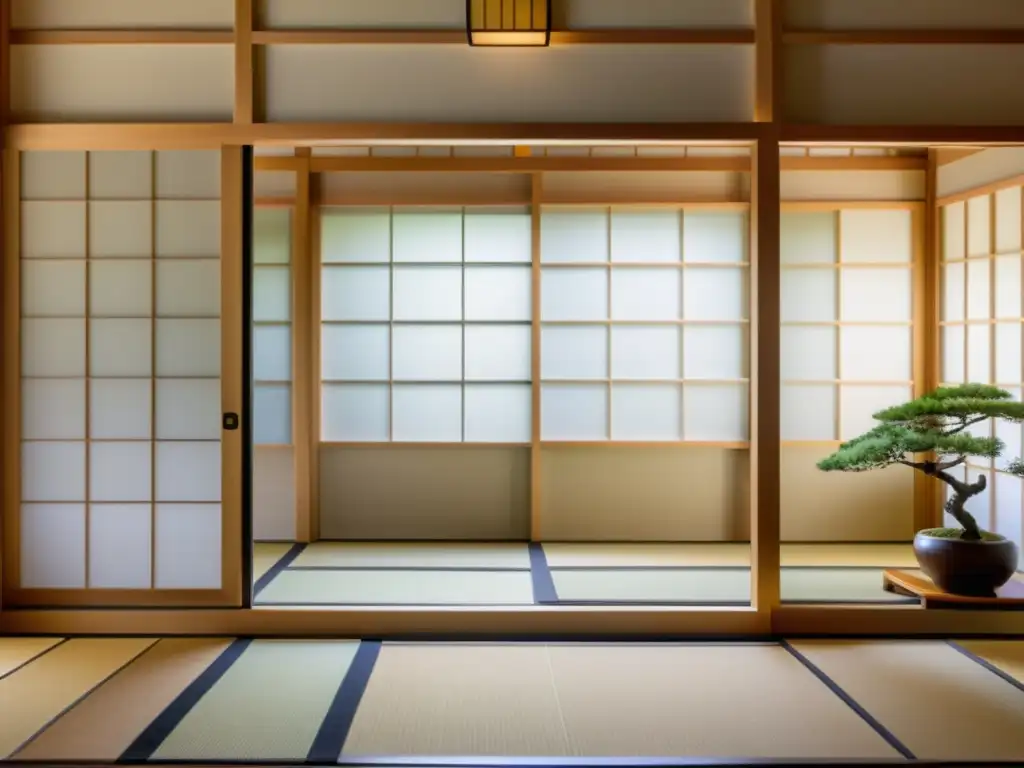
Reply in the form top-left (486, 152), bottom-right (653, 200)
top-left (6, 122), bottom-right (767, 150)
top-left (783, 29), bottom-right (1024, 45)
top-left (252, 28), bottom-right (756, 45)
top-left (11, 28), bottom-right (1024, 46)
top-left (10, 29), bottom-right (234, 44)
top-left (10, 28), bottom-right (754, 46)
top-left (254, 155), bottom-right (923, 173)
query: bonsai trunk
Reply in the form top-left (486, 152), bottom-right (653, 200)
top-left (929, 466), bottom-right (986, 541)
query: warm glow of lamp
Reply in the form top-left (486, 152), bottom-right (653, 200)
top-left (467, 0), bottom-right (551, 47)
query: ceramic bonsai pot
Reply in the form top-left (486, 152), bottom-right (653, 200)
top-left (913, 528), bottom-right (1019, 597)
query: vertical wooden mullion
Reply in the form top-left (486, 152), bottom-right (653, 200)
top-left (910, 200), bottom-right (928, 531)
top-left (2, 149), bottom-right (21, 598)
top-left (292, 149), bottom-right (313, 542)
top-left (83, 152), bottom-right (91, 587)
top-left (233, 0), bottom-right (254, 124)
top-left (220, 147), bottom-right (245, 604)
top-left (529, 174), bottom-right (542, 541)
top-left (750, 135), bottom-right (781, 617)
top-left (308, 175), bottom-right (322, 542)
top-left (917, 152), bottom-right (941, 529)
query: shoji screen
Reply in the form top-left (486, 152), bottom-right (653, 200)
top-left (252, 205), bottom-right (297, 541)
top-left (539, 207), bottom-right (749, 442)
top-left (17, 150), bottom-right (228, 597)
top-left (779, 205), bottom-right (917, 540)
top-left (319, 206), bottom-right (532, 444)
top-left (253, 207), bottom-right (293, 446)
top-left (535, 204), bottom-right (750, 542)
top-left (940, 188), bottom-right (1024, 562)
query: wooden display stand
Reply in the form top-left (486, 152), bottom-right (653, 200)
top-left (883, 569), bottom-right (1024, 610)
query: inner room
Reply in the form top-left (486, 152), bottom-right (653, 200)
top-left (245, 142), bottom-right (1024, 609)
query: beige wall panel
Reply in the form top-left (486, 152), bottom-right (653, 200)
top-left (259, 0), bottom-right (465, 29)
top-left (937, 148), bottom-right (1024, 198)
top-left (254, 171), bottom-right (297, 200)
top-left (264, 46), bottom-right (754, 123)
top-left (319, 447), bottom-right (531, 540)
top-left (253, 447), bottom-right (297, 542)
top-left (781, 171), bottom-right (925, 202)
top-left (561, 0), bottom-right (753, 28)
top-left (543, 171), bottom-right (750, 203)
top-left (12, 0), bottom-right (234, 29)
top-left (781, 446), bottom-right (914, 542)
top-left (785, 46), bottom-right (1024, 126)
top-left (538, 447), bottom-right (750, 542)
top-left (11, 46), bottom-right (234, 122)
top-left (320, 172), bottom-right (530, 205)
top-left (785, 0), bottom-right (1024, 29)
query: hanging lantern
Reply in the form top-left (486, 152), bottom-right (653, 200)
top-left (467, 0), bottom-right (551, 47)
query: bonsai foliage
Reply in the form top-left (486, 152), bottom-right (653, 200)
top-left (818, 384), bottom-right (1024, 541)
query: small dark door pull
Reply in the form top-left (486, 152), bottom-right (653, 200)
top-left (223, 412), bottom-right (240, 430)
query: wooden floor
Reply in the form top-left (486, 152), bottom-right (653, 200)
top-left (2, 636), bottom-right (1024, 764)
top-left (252, 542), bottom-right (932, 607)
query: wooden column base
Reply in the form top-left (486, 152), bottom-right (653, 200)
top-left (883, 569), bottom-right (1024, 610)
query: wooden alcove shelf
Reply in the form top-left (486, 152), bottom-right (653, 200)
top-left (883, 569), bottom-right (1024, 610)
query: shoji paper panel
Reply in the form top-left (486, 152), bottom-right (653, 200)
top-left (19, 150), bottom-right (224, 590)
top-left (320, 207), bottom-right (532, 444)
top-left (539, 207), bottom-right (750, 443)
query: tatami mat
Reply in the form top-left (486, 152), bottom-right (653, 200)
top-left (14, 638), bottom-right (232, 762)
top-left (542, 543), bottom-right (750, 568)
top-left (345, 642), bottom-right (898, 759)
top-left (253, 542), bottom-right (295, 582)
top-left (4, 637), bottom-right (1024, 762)
top-left (550, 567), bottom-right (911, 604)
top-left (152, 640), bottom-right (359, 761)
top-left (542, 542), bottom-right (915, 568)
top-left (291, 542), bottom-right (530, 569)
top-left (0, 637), bottom-right (156, 759)
top-left (781, 543), bottom-right (917, 568)
top-left (789, 640), bottom-right (1024, 761)
top-left (255, 569), bottom-right (535, 605)
top-left (0, 637), bottom-right (63, 679)
top-left (957, 640), bottom-right (1024, 685)
top-left (344, 644), bottom-right (572, 757)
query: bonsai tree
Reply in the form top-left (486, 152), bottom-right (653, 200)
top-left (818, 384), bottom-right (1024, 542)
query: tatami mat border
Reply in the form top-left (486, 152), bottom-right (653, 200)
top-left (947, 641), bottom-right (1024, 694)
top-left (11, 760), bottom-right (1024, 767)
top-left (528, 544), bottom-right (558, 604)
top-left (121, 640), bottom-right (253, 761)
top-left (253, 546), bottom-right (308, 598)
top-left (779, 642), bottom-right (915, 759)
